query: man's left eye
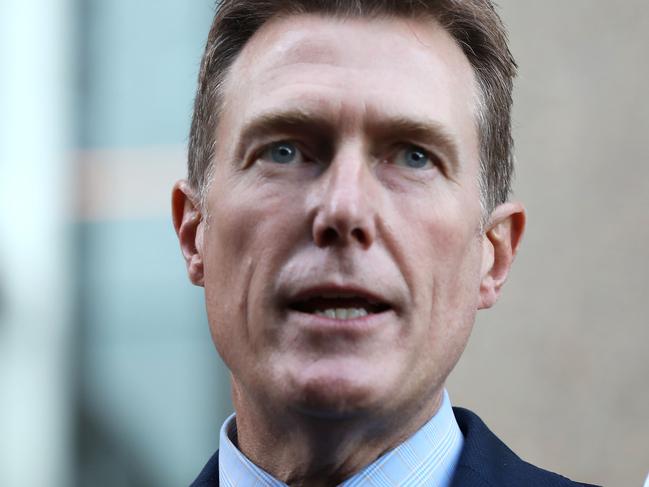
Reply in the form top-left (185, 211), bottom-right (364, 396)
top-left (395, 145), bottom-right (434, 169)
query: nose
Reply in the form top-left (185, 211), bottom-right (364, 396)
top-left (311, 150), bottom-right (377, 250)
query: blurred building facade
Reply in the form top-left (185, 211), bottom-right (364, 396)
top-left (75, 1), bottom-right (232, 486)
top-left (2, 1), bottom-right (231, 486)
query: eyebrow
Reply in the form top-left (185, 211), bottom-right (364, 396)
top-left (367, 116), bottom-right (461, 170)
top-left (235, 108), bottom-right (461, 169)
top-left (235, 109), bottom-right (336, 160)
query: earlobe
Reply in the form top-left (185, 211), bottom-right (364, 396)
top-left (478, 201), bottom-right (526, 309)
top-left (172, 180), bottom-right (205, 287)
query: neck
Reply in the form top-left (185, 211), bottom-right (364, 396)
top-left (231, 383), bottom-right (444, 487)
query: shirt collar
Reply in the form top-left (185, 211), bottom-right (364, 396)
top-left (218, 389), bottom-right (464, 487)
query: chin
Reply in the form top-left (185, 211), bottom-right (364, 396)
top-left (286, 361), bottom-right (392, 420)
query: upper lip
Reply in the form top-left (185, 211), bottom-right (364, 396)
top-left (284, 283), bottom-right (395, 313)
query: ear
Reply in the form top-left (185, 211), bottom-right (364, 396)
top-left (478, 201), bottom-right (526, 309)
top-left (172, 180), bottom-right (205, 287)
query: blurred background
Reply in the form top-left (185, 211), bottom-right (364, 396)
top-left (0, 0), bottom-right (647, 486)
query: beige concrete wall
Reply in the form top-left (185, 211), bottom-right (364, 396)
top-left (447, 2), bottom-right (649, 486)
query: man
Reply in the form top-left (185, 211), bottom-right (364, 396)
top-left (172, 1), bottom-right (599, 485)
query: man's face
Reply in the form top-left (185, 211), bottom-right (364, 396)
top-left (195, 14), bottom-right (493, 418)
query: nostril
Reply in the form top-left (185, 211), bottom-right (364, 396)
top-left (316, 226), bottom-right (370, 247)
top-left (321, 227), bottom-right (339, 246)
top-left (351, 228), bottom-right (367, 245)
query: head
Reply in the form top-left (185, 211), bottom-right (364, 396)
top-left (173, 0), bottom-right (525, 426)
top-left (188, 0), bottom-right (517, 215)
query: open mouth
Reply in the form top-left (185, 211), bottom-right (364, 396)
top-left (288, 294), bottom-right (392, 320)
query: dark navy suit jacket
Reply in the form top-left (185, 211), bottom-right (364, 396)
top-left (190, 407), bottom-right (600, 486)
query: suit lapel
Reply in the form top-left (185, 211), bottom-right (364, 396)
top-left (450, 407), bottom-right (599, 487)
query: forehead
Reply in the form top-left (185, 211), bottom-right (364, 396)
top-left (239, 13), bottom-right (462, 70)
top-left (218, 13), bottom-right (479, 162)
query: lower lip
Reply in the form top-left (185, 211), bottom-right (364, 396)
top-left (286, 309), bottom-right (394, 335)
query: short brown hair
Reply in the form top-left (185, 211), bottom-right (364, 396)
top-left (188, 0), bottom-right (517, 213)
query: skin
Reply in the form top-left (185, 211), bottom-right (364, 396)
top-left (173, 14), bottom-right (525, 487)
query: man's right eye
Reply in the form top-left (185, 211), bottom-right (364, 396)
top-left (262, 141), bottom-right (302, 164)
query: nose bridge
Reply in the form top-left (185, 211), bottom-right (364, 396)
top-left (327, 145), bottom-right (366, 211)
top-left (312, 143), bottom-right (377, 248)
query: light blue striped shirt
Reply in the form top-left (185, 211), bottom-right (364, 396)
top-left (218, 390), bottom-right (464, 487)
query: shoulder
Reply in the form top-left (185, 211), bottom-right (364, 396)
top-left (190, 450), bottom-right (219, 487)
top-left (451, 407), bottom-right (600, 487)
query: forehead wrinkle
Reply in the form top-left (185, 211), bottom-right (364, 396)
top-left (232, 15), bottom-right (347, 80)
top-left (229, 13), bottom-right (478, 118)
top-left (239, 13), bottom-right (460, 78)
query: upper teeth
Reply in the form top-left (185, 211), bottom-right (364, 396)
top-left (315, 308), bottom-right (369, 320)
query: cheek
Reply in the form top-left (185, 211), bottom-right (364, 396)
top-left (200, 182), bottom-right (259, 351)
top-left (401, 190), bottom-right (482, 283)
top-left (205, 174), bottom-right (298, 274)
top-left (430, 224), bottom-right (482, 315)
top-left (398, 190), bottom-right (483, 327)
top-left (201, 218), bottom-right (254, 363)
top-left (408, 214), bottom-right (482, 379)
top-left (425, 232), bottom-right (482, 370)
top-left (201, 179), bottom-right (307, 353)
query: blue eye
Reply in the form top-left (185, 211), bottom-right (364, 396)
top-left (399, 146), bottom-right (432, 169)
top-left (267, 142), bottom-right (299, 164)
